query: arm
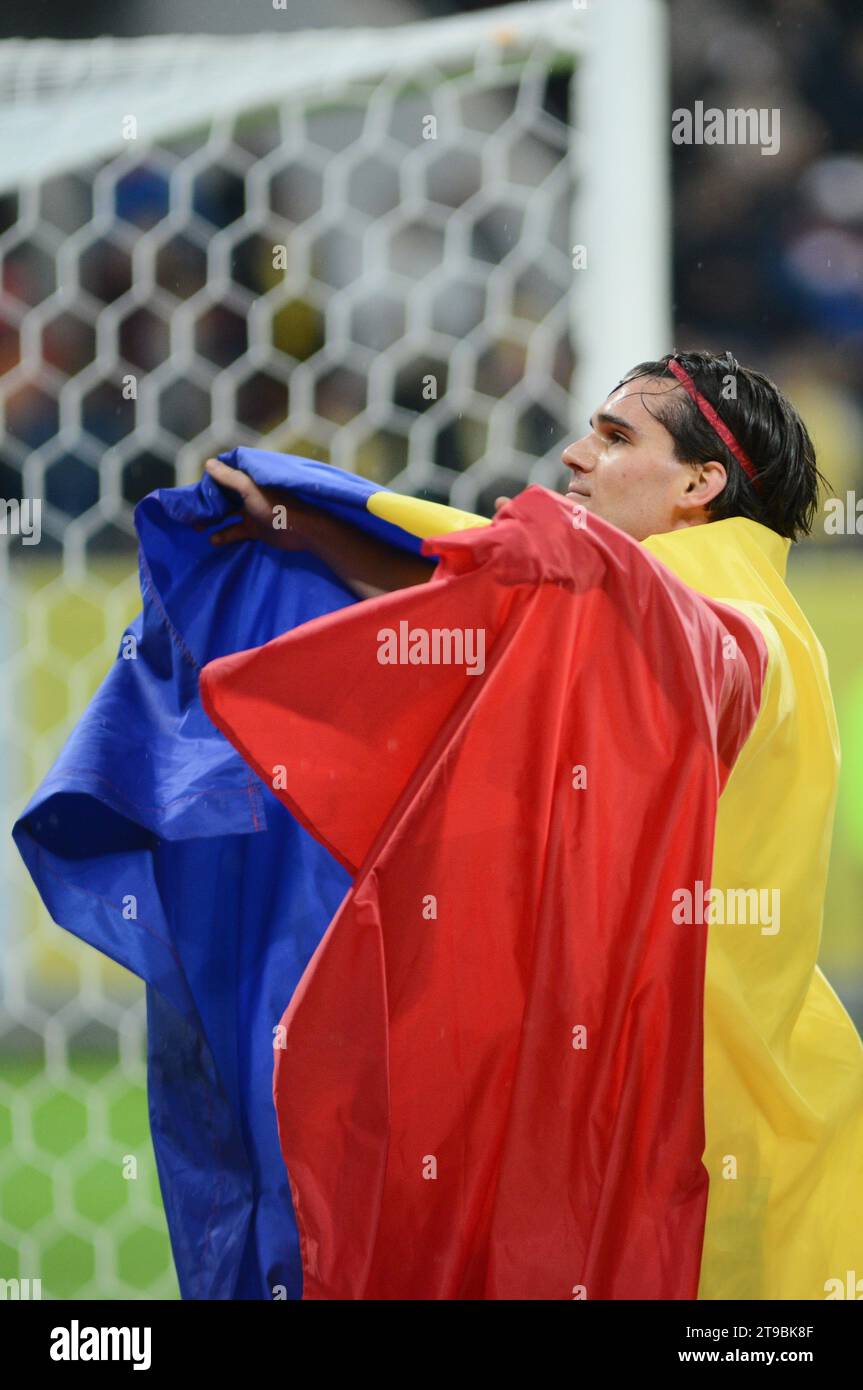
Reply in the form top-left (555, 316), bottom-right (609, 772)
top-left (204, 458), bottom-right (436, 600)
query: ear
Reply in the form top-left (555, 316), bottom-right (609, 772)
top-left (681, 459), bottom-right (727, 510)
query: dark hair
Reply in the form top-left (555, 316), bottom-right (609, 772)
top-left (616, 350), bottom-right (828, 541)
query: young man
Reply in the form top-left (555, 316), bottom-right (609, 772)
top-left (18, 350), bottom-right (860, 1299)
top-left (199, 349), bottom-right (863, 1300)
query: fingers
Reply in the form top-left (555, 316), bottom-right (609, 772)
top-left (205, 457), bottom-right (252, 497)
top-left (209, 516), bottom-right (255, 545)
top-left (493, 496), bottom-right (512, 514)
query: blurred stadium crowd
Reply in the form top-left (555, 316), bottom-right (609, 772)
top-left (672, 0), bottom-right (863, 530)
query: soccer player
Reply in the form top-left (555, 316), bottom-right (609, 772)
top-left (201, 349), bottom-right (863, 1299)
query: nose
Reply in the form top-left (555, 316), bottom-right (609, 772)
top-left (562, 436), bottom-right (595, 475)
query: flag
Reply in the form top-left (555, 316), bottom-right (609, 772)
top-left (201, 486), bottom-right (768, 1299)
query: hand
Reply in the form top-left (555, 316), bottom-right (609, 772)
top-left (493, 495), bottom-right (512, 515)
top-left (203, 457), bottom-right (434, 598)
top-left (204, 458), bottom-right (317, 550)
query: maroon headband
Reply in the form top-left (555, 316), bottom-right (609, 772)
top-left (666, 357), bottom-right (760, 489)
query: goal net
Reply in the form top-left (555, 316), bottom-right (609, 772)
top-left (0, 0), bottom-right (669, 1299)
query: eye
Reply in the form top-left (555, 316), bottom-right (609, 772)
top-left (607, 430), bottom-right (628, 445)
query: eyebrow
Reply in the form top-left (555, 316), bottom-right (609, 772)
top-left (590, 411), bottom-right (640, 436)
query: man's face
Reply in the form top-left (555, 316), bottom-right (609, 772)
top-left (561, 376), bottom-right (722, 541)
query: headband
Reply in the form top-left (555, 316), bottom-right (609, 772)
top-left (666, 357), bottom-right (760, 490)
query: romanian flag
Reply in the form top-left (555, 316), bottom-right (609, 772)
top-left (204, 463), bottom-right (863, 1300)
top-left (17, 450), bottom-right (863, 1299)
